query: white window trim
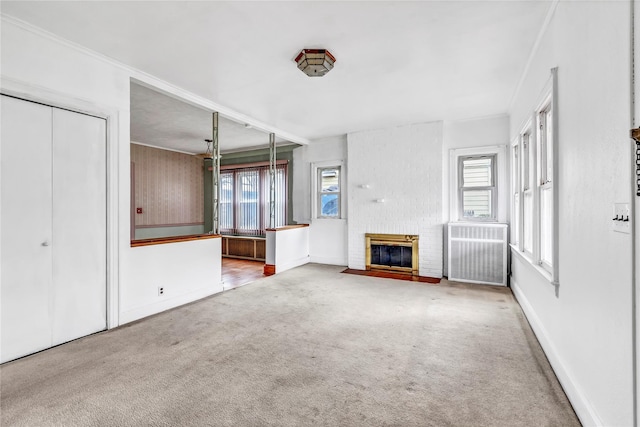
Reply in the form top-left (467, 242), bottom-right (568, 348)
top-left (510, 67), bottom-right (558, 286)
top-left (457, 154), bottom-right (498, 221)
top-left (311, 160), bottom-right (346, 220)
top-left (510, 135), bottom-right (522, 248)
top-left (449, 145), bottom-right (507, 223)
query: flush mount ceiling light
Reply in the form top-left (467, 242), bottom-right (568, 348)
top-left (295, 49), bottom-right (336, 77)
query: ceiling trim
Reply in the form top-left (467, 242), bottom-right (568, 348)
top-left (507, 0), bottom-right (560, 113)
top-left (1, 13), bottom-right (311, 146)
top-left (131, 140), bottom-right (200, 156)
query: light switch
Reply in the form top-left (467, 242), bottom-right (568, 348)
top-left (612, 203), bottom-right (630, 234)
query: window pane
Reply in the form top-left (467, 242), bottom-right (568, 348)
top-left (540, 187), bottom-right (553, 265)
top-left (220, 172), bottom-right (234, 231)
top-left (462, 157), bottom-right (492, 187)
top-left (512, 145), bottom-right (520, 246)
top-left (523, 190), bottom-right (533, 253)
top-left (321, 193), bottom-right (339, 217)
top-left (318, 166), bottom-right (341, 218)
top-left (513, 192), bottom-right (519, 246)
top-left (262, 166), bottom-right (287, 229)
top-left (320, 168), bottom-right (340, 192)
top-left (237, 169), bottom-right (259, 234)
top-left (545, 108), bottom-right (553, 181)
top-left (462, 189), bottom-right (492, 219)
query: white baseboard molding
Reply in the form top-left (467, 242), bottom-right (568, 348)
top-left (309, 255), bottom-right (347, 266)
top-left (276, 255), bottom-right (310, 274)
top-left (510, 278), bottom-right (602, 427)
top-left (119, 284), bottom-right (223, 325)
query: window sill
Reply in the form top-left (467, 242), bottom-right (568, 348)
top-left (509, 244), bottom-right (557, 286)
top-left (312, 217), bottom-right (347, 223)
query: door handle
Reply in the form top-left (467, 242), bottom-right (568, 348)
top-left (41, 241), bottom-right (49, 247)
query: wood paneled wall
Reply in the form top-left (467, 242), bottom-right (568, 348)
top-left (131, 144), bottom-right (204, 227)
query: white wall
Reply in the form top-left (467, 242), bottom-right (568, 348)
top-left (121, 238), bottom-right (222, 324)
top-left (442, 115), bottom-right (510, 222)
top-left (293, 135), bottom-right (348, 265)
top-left (1, 17), bottom-right (223, 327)
top-left (509, 2), bottom-right (633, 426)
top-left (441, 116), bottom-right (510, 276)
top-left (347, 122), bottom-right (443, 278)
top-left (265, 226), bottom-right (310, 274)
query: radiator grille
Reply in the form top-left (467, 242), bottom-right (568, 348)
top-left (448, 223), bottom-right (508, 286)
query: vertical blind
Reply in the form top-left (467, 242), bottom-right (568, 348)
top-left (219, 163), bottom-right (287, 236)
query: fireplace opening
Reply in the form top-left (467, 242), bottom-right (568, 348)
top-left (365, 233), bottom-right (419, 276)
top-left (370, 244), bottom-right (413, 268)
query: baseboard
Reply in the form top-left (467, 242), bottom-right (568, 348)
top-left (119, 284), bottom-right (223, 325)
top-left (510, 278), bottom-right (602, 427)
top-left (276, 255), bottom-right (310, 274)
top-left (309, 255), bottom-right (347, 266)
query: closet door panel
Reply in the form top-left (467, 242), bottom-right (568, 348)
top-left (51, 108), bottom-right (107, 345)
top-left (0, 95), bottom-right (53, 363)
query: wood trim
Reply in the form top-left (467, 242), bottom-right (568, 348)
top-left (221, 234), bottom-right (266, 240)
top-left (222, 235), bottom-right (266, 261)
top-left (263, 264), bottom-right (276, 276)
top-left (265, 224), bottom-right (310, 232)
top-left (220, 159), bottom-right (288, 170)
top-left (342, 268), bottom-right (440, 284)
top-left (135, 222), bottom-right (204, 229)
top-left (131, 233), bottom-right (220, 247)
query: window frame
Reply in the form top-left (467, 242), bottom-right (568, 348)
top-left (449, 145), bottom-right (507, 223)
top-left (457, 154), bottom-right (497, 221)
top-left (317, 166), bottom-right (341, 219)
top-left (311, 160), bottom-right (346, 221)
top-left (219, 162), bottom-right (288, 236)
top-left (510, 67), bottom-right (558, 285)
top-left (536, 98), bottom-right (554, 273)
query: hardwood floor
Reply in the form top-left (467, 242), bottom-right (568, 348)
top-left (222, 257), bottom-right (265, 290)
top-left (342, 268), bottom-right (441, 283)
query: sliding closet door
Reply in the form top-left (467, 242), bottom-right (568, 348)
top-left (1, 95), bottom-right (107, 363)
top-left (0, 95), bottom-right (54, 363)
top-left (51, 109), bottom-right (107, 346)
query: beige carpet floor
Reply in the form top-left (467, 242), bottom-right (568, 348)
top-left (0, 263), bottom-right (579, 426)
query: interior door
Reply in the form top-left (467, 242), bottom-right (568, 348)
top-left (1, 95), bottom-right (54, 362)
top-left (51, 108), bottom-right (107, 345)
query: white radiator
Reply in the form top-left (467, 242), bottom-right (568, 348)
top-left (447, 223), bottom-right (508, 286)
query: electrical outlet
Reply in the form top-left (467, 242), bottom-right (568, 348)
top-left (158, 286), bottom-right (164, 296)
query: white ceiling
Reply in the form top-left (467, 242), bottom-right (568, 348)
top-left (1, 1), bottom-right (551, 149)
top-left (131, 83), bottom-right (293, 154)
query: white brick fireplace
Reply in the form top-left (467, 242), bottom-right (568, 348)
top-left (346, 122), bottom-right (443, 278)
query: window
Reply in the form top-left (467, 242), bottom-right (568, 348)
top-left (318, 166), bottom-right (341, 218)
top-left (538, 103), bottom-right (553, 269)
top-left (458, 155), bottom-right (496, 220)
top-left (450, 145), bottom-right (506, 223)
top-left (219, 162), bottom-right (287, 236)
top-left (511, 143), bottom-right (520, 246)
top-left (521, 131), bottom-right (534, 255)
top-left (510, 67), bottom-right (557, 283)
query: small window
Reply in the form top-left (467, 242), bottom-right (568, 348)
top-left (318, 166), bottom-right (341, 218)
top-left (459, 155), bottom-right (496, 220)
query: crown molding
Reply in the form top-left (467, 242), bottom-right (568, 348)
top-left (0, 14), bottom-right (311, 146)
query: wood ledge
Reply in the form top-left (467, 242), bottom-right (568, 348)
top-left (131, 233), bottom-right (220, 247)
top-left (266, 224), bottom-right (310, 232)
